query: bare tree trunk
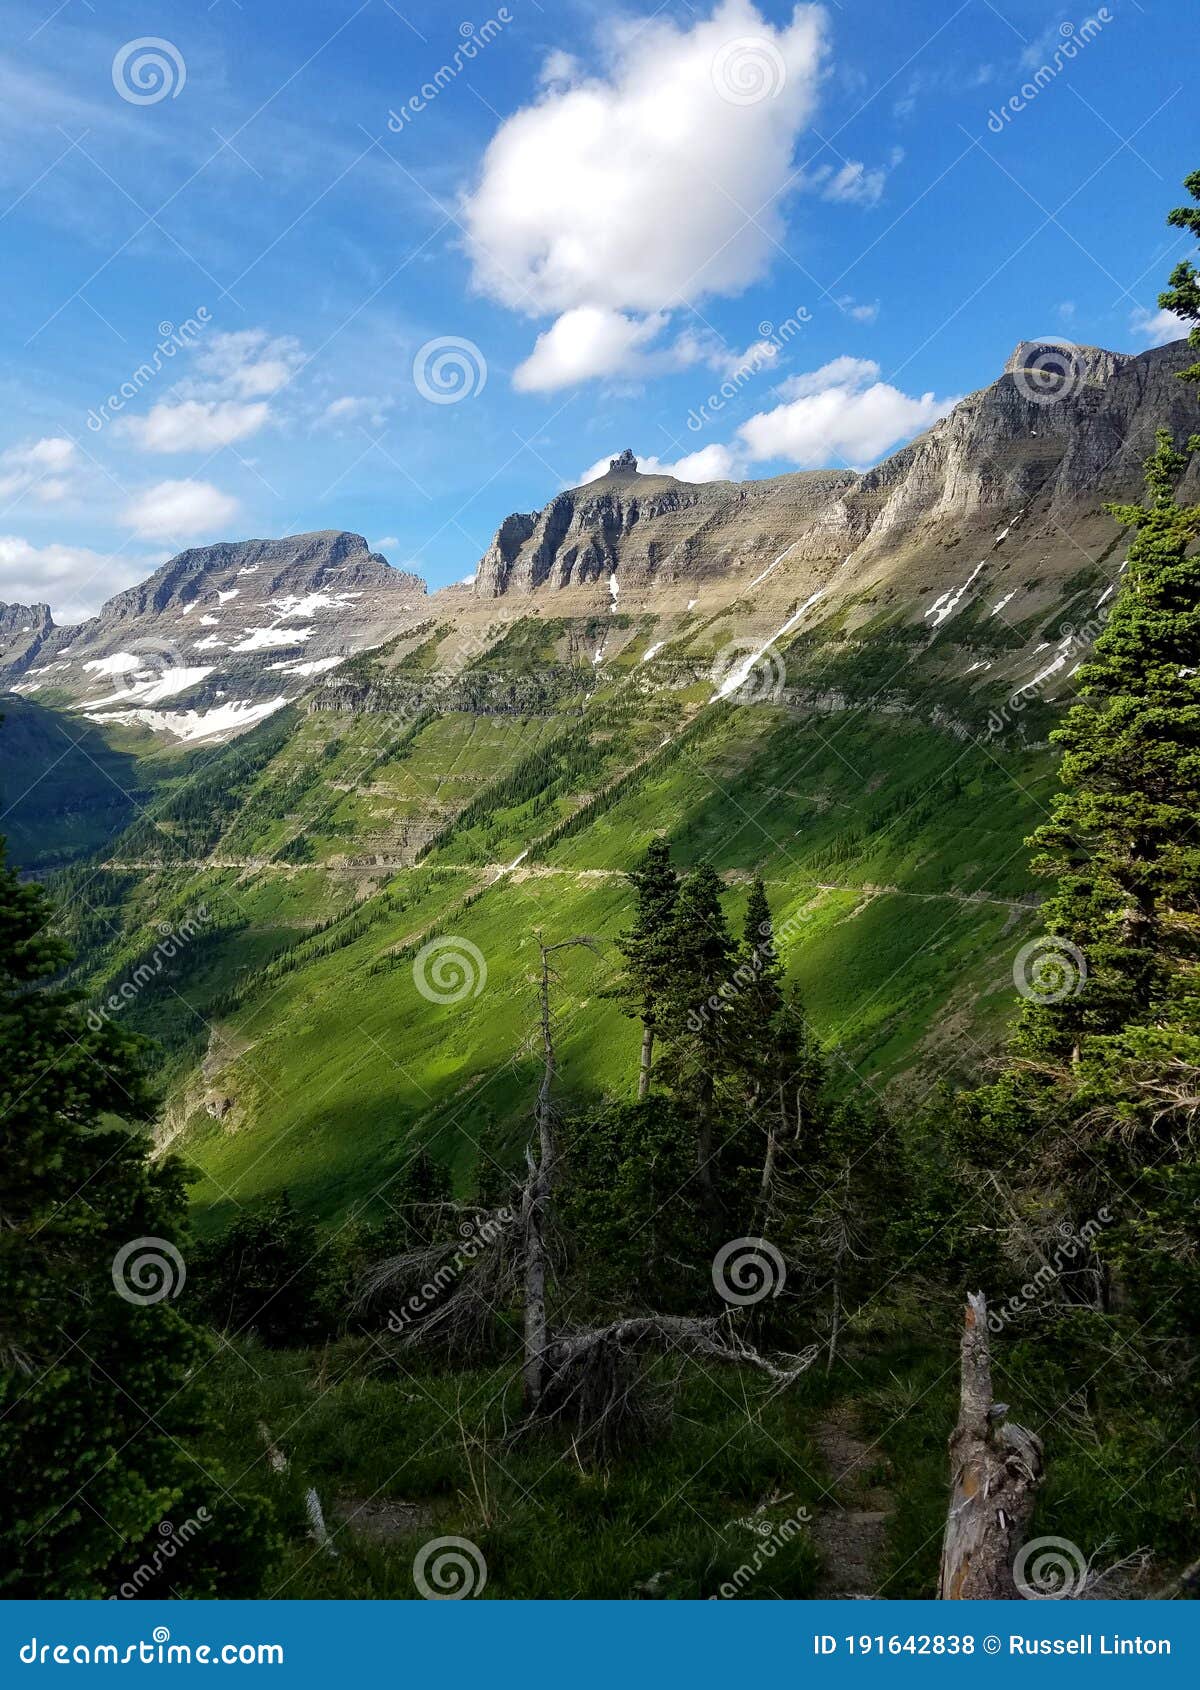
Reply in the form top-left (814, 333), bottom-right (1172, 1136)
top-left (938, 1292), bottom-right (1045, 1599)
top-left (637, 1022), bottom-right (654, 1100)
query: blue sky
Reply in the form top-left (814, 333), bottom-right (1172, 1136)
top-left (0, 0), bottom-right (1193, 618)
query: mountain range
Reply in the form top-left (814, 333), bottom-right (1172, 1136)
top-left (1, 333), bottom-right (1193, 1227)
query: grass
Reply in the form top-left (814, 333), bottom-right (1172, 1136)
top-left (198, 1337), bottom-right (830, 1600)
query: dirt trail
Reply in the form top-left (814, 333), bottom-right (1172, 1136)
top-left (811, 1402), bottom-right (894, 1598)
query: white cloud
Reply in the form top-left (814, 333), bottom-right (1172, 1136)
top-left (122, 479), bottom-right (240, 542)
top-left (320, 394), bottom-right (391, 429)
top-left (737, 356), bottom-right (956, 467)
top-left (373, 535), bottom-right (400, 553)
top-left (1129, 305), bottom-right (1189, 348)
top-left (514, 307), bottom-right (672, 392)
top-left (120, 399), bottom-right (271, 453)
top-left (192, 330), bottom-right (304, 399)
top-left (836, 294), bottom-right (879, 323)
top-left (814, 159), bottom-right (886, 206)
top-left (575, 358), bottom-right (957, 484)
top-left (0, 535), bottom-right (144, 622)
top-left (462, 0), bottom-right (827, 387)
top-left (0, 436), bottom-right (79, 505)
top-left (577, 443), bottom-right (741, 485)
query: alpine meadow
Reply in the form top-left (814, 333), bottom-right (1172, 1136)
top-left (1, 0), bottom-right (1198, 1619)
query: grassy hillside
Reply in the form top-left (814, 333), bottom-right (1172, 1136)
top-left (48, 602), bottom-right (1061, 1230)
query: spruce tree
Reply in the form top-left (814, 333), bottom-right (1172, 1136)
top-left (657, 863), bottom-right (736, 1196)
top-left (0, 837), bottom-right (274, 1596)
top-left (1160, 167), bottom-right (1200, 383)
top-left (614, 838), bottom-right (680, 1098)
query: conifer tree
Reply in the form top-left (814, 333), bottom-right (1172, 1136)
top-left (0, 837), bottom-right (274, 1596)
top-left (614, 838), bottom-right (679, 1098)
top-left (956, 180), bottom-right (1200, 1355)
top-left (1160, 168), bottom-right (1200, 383)
top-left (657, 863), bottom-right (736, 1195)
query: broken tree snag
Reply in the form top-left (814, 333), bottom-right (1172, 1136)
top-left (937, 1291), bottom-right (1045, 1600)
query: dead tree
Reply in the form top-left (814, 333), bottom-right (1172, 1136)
top-left (938, 1291), bottom-right (1045, 1599)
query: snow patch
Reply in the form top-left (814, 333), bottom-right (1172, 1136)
top-left (217, 588), bottom-right (240, 604)
top-left (749, 541), bottom-right (799, 589)
top-left (86, 665), bottom-right (214, 709)
top-left (232, 626), bottom-right (314, 653)
top-left (925, 562), bottom-right (985, 629)
top-left (82, 652), bottom-right (144, 677)
top-left (714, 590), bottom-right (825, 699)
top-left (85, 696), bottom-right (287, 742)
top-left (642, 641), bottom-right (665, 663)
top-left (990, 590), bottom-right (1017, 617)
top-left (266, 655), bottom-right (344, 677)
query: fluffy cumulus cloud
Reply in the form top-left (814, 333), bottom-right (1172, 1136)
top-left (464, 1), bottom-right (845, 390)
top-left (737, 356), bottom-right (956, 468)
top-left (1129, 305), bottom-right (1189, 348)
top-left (122, 479), bottom-right (240, 542)
top-left (515, 308), bottom-right (673, 393)
top-left (0, 536), bottom-right (145, 622)
top-left (576, 356), bottom-right (957, 485)
top-left (578, 442), bottom-right (741, 485)
top-left (0, 436), bottom-right (79, 505)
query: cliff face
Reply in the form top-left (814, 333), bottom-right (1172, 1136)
top-left (3, 532), bottom-right (428, 744)
top-left (473, 341), bottom-right (1198, 599)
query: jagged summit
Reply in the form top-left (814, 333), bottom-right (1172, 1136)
top-left (2, 530), bottom-right (430, 744)
top-left (473, 338), bottom-right (1199, 599)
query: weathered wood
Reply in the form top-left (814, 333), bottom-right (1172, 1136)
top-left (937, 1291), bottom-right (1045, 1600)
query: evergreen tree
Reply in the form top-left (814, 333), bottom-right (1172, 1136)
top-left (657, 863), bottom-right (737, 1196)
top-left (0, 837), bottom-right (275, 1596)
top-left (1161, 168), bottom-right (1200, 383)
top-left (956, 443), bottom-right (1200, 1374)
top-left (192, 1190), bottom-right (327, 1345)
top-left (614, 838), bottom-right (679, 1098)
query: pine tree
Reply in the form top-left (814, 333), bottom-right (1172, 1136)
top-left (657, 864), bottom-right (736, 1196)
top-left (1160, 168), bottom-right (1200, 383)
top-left (0, 836), bottom-right (275, 1596)
top-left (614, 838), bottom-right (679, 1097)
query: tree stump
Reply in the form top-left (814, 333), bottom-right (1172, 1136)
top-left (938, 1291), bottom-right (1045, 1599)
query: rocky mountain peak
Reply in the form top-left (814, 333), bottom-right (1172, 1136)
top-left (608, 448), bottom-right (639, 475)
